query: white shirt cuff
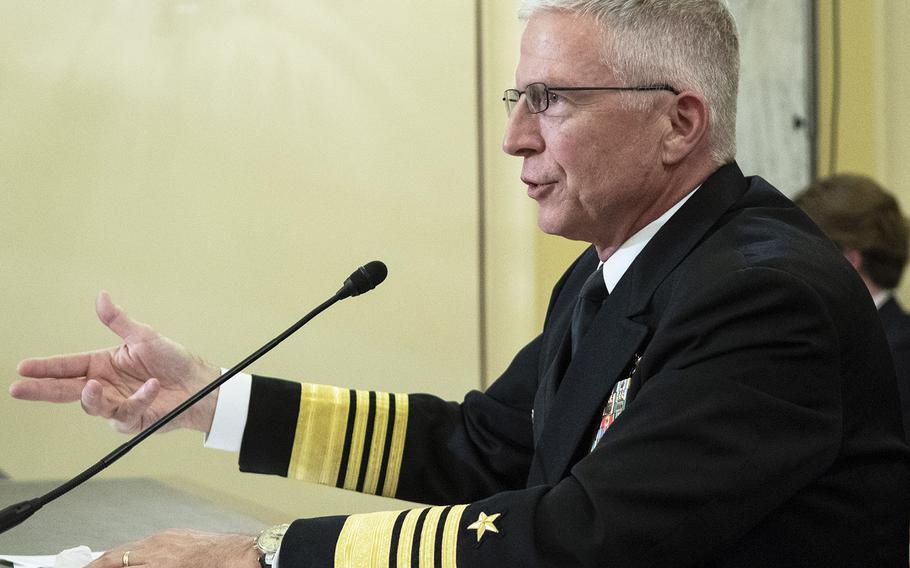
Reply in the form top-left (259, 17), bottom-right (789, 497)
top-left (203, 370), bottom-right (252, 452)
top-left (273, 544), bottom-right (282, 568)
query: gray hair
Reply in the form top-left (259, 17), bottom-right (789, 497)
top-left (518, 0), bottom-right (739, 164)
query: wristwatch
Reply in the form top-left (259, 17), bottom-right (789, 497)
top-left (256, 523), bottom-right (290, 568)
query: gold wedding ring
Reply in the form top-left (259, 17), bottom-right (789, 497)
top-left (122, 551), bottom-right (131, 567)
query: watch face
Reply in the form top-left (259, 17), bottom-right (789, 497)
top-left (257, 523), bottom-right (290, 553)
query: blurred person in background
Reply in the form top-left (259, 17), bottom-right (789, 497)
top-left (796, 174), bottom-right (910, 442)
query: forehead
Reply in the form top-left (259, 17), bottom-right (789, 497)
top-left (516, 11), bottom-right (613, 86)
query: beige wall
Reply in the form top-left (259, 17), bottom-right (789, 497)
top-left (0, 1), bottom-right (483, 520)
top-left (816, 0), bottom-right (885, 178)
top-left (479, 0), bottom-right (543, 382)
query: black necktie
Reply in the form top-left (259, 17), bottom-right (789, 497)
top-left (570, 266), bottom-right (608, 355)
top-left (534, 265), bottom-right (609, 440)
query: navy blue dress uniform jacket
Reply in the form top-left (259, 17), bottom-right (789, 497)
top-left (879, 297), bottom-right (910, 444)
top-left (238, 163), bottom-right (910, 567)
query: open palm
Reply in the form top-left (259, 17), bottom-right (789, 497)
top-left (11, 291), bottom-right (221, 434)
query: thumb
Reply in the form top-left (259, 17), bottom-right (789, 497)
top-left (111, 378), bottom-right (161, 433)
top-left (96, 291), bottom-right (148, 341)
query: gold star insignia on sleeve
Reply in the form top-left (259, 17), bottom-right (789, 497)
top-left (467, 511), bottom-right (501, 542)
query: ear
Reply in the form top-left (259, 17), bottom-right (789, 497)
top-left (660, 91), bottom-right (710, 165)
top-left (843, 248), bottom-right (864, 272)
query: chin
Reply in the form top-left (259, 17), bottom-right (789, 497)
top-left (536, 216), bottom-right (563, 237)
top-left (537, 211), bottom-right (579, 240)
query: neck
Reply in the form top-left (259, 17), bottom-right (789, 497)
top-left (593, 161), bottom-right (718, 262)
top-left (865, 278), bottom-right (886, 299)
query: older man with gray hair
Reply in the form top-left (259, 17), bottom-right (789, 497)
top-left (12, 0), bottom-right (910, 566)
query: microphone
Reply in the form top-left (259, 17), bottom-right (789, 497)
top-left (337, 260), bottom-right (388, 299)
top-left (0, 260), bottom-right (388, 535)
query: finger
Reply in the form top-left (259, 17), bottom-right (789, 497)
top-left (121, 549), bottom-right (145, 568)
top-left (85, 549), bottom-right (119, 568)
top-left (110, 379), bottom-right (160, 431)
top-left (17, 353), bottom-right (94, 379)
top-left (8, 377), bottom-right (87, 403)
top-left (80, 379), bottom-right (110, 417)
top-left (87, 547), bottom-right (146, 568)
top-left (96, 291), bottom-right (153, 342)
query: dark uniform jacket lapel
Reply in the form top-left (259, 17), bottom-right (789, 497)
top-left (528, 163), bottom-right (750, 486)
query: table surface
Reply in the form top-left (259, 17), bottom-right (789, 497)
top-left (0, 477), bottom-right (273, 555)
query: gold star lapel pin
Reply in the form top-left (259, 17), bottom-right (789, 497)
top-left (467, 511), bottom-right (501, 542)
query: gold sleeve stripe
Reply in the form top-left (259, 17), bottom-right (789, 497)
top-left (374, 392), bottom-right (397, 494)
top-left (440, 504), bottom-right (468, 568)
top-left (333, 509), bottom-right (403, 568)
top-left (361, 391), bottom-right (391, 494)
top-left (285, 384), bottom-right (408, 497)
top-left (395, 508), bottom-right (426, 566)
top-left (418, 506), bottom-right (447, 567)
top-left (287, 384), bottom-right (350, 484)
top-left (381, 392), bottom-right (409, 497)
top-left (336, 389), bottom-right (358, 487)
top-left (342, 389), bottom-right (372, 490)
top-left (334, 505), bottom-right (466, 567)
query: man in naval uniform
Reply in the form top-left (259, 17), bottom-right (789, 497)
top-left (12, 0), bottom-right (910, 566)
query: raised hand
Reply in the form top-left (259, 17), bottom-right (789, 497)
top-left (10, 291), bottom-right (222, 434)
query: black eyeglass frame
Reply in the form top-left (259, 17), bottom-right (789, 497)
top-left (502, 82), bottom-right (680, 116)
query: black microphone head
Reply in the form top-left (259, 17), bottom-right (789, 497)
top-left (338, 260), bottom-right (388, 298)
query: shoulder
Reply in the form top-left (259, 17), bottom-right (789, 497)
top-left (879, 298), bottom-right (910, 348)
top-left (647, 178), bottom-right (881, 354)
top-left (677, 178), bottom-right (861, 303)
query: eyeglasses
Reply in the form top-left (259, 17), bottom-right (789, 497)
top-left (502, 82), bottom-right (679, 117)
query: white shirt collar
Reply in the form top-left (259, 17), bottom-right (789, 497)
top-left (872, 289), bottom-right (892, 310)
top-left (600, 186), bottom-right (700, 292)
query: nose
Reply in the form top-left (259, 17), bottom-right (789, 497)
top-left (502, 101), bottom-right (544, 157)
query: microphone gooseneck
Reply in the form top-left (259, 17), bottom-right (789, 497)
top-left (0, 261), bottom-right (388, 536)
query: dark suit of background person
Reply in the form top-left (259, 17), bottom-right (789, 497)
top-left (795, 174), bottom-right (910, 443)
top-left (880, 298), bottom-right (910, 438)
top-left (239, 164), bottom-right (910, 567)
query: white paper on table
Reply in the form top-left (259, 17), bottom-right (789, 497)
top-left (0, 546), bottom-right (103, 567)
top-left (0, 555), bottom-right (57, 568)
